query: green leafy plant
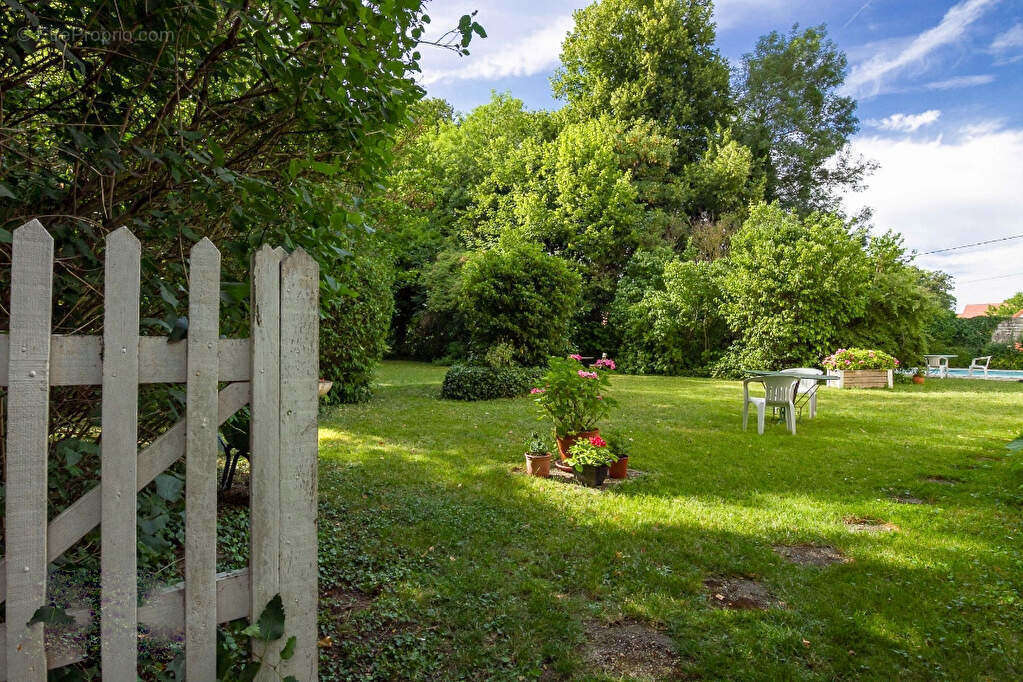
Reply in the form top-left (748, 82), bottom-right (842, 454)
top-left (604, 430), bottom-right (633, 460)
top-left (525, 432), bottom-right (549, 455)
top-left (533, 356), bottom-right (617, 437)
top-left (822, 348), bottom-right (899, 371)
top-left (565, 435), bottom-right (618, 472)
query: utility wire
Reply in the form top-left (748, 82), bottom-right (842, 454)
top-left (958, 272), bottom-right (1023, 284)
top-left (920, 235), bottom-right (1023, 255)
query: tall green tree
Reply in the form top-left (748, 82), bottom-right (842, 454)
top-left (552, 0), bottom-right (730, 164)
top-left (734, 24), bottom-right (874, 213)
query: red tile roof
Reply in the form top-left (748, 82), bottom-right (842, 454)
top-left (959, 303), bottom-right (1000, 318)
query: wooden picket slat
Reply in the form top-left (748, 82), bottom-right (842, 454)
top-left (184, 238), bottom-right (221, 681)
top-left (278, 248), bottom-right (320, 680)
top-left (0, 335), bottom-right (250, 386)
top-left (0, 382), bottom-right (250, 605)
top-left (4, 219), bottom-right (54, 682)
top-left (99, 227), bottom-right (142, 677)
top-left (248, 245), bottom-right (282, 676)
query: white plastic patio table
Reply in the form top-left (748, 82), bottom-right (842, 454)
top-left (923, 354), bottom-right (957, 378)
top-left (743, 371), bottom-right (839, 434)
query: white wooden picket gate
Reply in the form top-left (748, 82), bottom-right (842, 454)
top-left (0, 220), bottom-right (319, 680)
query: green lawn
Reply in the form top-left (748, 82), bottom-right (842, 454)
top-left (314, 361), bottom-right (1023, 680)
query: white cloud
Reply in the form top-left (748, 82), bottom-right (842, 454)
top-left (419, 15), bottom-right (574, 85)
top-left (922, 73), bottom-right (995, 90)
top-left (871, 110), bottom-right (941, 132)
top-left (845, 125), bottom-right (1023, 308)
top-left (990, 22), bottom-right (1023, 63)
top-left (843, 0), bottom-right (998, 99)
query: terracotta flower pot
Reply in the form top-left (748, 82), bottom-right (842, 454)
top-left (525, 452), bottom-right (551, 478)
top-left (574, 464), bottom-right (608, 487)
top-left (608, 456), bottom-right (628, 479)
top-left (912, 375), bottom-right (925, 384)
top-left (555, 429), bottom-right (600, 461)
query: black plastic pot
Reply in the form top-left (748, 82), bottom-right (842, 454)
top-left (574, 464), bottom-right (608, 487)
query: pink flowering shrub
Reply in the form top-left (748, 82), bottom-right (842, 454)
top-left (533, 355), bottom-right (617, 436)
top-left (822, 348), bottom-right (899, 371)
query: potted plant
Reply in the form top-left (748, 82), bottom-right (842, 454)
top-left (912, 366), bottom-right (926, 384)
top-left (605, 430), bottom-right (632, 479)
top-left (523, 432), bottom-right (551, 478)
top-left (532, 355), bottom-right (617, 469)
top-left (565, 435), bottom-right (618, 487)
top-left (822, 348), bottom-right (898, 389)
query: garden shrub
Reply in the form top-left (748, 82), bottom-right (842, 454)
top-left (717, 203), bottom-right (869, 373)
top-left (320, 248), bottom-right (395, 404)
top-left (440, 365), bottom-right (543, 401)
top-left (459, 238), bottom-right (582, 366)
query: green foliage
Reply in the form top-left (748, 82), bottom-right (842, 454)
top-left (616, 258), bottom-right (730, 374)
top-left (988, 292), bottom-right (1023, 317)
top-left (927, 312), bottom-right (1003, 361)
top-left (459, 239), bottom-right (582, 366)
top-left (603, 430), bottom-right (633, 459)
top-left (841, 232), bottom-right (949, 366)
top-left (566, 435), bottom-right (618, 471)
top-left (734, 24), bottom-right (873, 213)
top-left (525, 431), bottom-right (550, 455)
top-left (822, 348), bottom-right (899, 371)
top-left (533, 356), bottom-right (617, 436)
top-left (553, 0), bottom-right (730, 163)
top-left (682, 126), bottom-right (764, 220)
top-left (320, 247), bottom-right (395, 404)
top-left (719, 203), bottom-right (870, 371)
top-left (440, 365), bottom-right (543, 401)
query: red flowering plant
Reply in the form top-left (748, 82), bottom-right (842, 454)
top-left (532, 355), bottom-right (617, 437)
top-left (565, 435), bottom-right (618, 472)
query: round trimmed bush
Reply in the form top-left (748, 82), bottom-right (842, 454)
top-left (440, 365), bottom-right (543, 401)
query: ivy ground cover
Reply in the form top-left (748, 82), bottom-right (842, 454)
top-left (312, 361), bottom-right (1023, 679)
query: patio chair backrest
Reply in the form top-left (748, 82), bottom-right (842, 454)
top-left (972, 355), bottom-right (992, 368)
top-left (762, 375), bottom-right (796, 405)
top-left (780, 367), bottom-right (823, 392)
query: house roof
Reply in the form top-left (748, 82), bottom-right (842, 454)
top-left (959, 303), bottom-right (1001, 318)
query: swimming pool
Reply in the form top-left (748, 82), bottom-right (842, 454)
top-left (941, 368), bottom-right (1023, 380)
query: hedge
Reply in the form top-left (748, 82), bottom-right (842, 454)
top-left (440, 365), bottom-right (543, 401)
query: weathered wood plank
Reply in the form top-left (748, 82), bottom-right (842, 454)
top-left (185, 238), bottom-right (221, 681)
top-left (0, 336), bottom-right (250, 386)
top-left (0, 570), bottom-right (249, 679)
top-left (0, 382), bottom-right (250, 604)
top-left (248, 245), bottom-right (282, 677)
top-left (0, 607), bottom-right (92, 680)
top-left (99, 227), bottom-right (142, 678)
top-left (278, 248), bottom-right (320, 680)
top-left (4, 220), bottom-right (54, 681)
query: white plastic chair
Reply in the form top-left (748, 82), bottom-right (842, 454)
top-left (926, 355), bottom-right (949, 378)
top-left (780, 368), bottom-right (824, 418)
top-left (743, 375), bottom-right (797, 435)
top-left (968, 355), bottom-right (992, 377)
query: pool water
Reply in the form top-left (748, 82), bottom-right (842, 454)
top-left (942, 368), bottom-right (1023, 380)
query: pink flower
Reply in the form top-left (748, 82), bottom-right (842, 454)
top-left (568, 354), bottom-right (583, 361)
top-left (578, 370), bottom-right (598, 379)
top-left (593, 358), bottom-right (616, 370)
top-left (596, 395), bottom-right (603, 400)
top-left (589, 435), bottom-right (607, 448)
top-left (530, 388), bottom-right (545, 395)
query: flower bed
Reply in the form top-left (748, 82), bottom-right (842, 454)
top-left (822, 348), bottom-right (897, 389)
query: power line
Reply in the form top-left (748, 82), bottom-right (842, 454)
top-left (958, 272), bottom-right (1023, 284)
top-left (924, 235), bottom-right (1023, 255)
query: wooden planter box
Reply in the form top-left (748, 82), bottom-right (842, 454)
top-left (828, 369), bottom-right (893, 389)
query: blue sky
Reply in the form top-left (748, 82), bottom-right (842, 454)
top-left (417, 0), bottom-right (1023, 311)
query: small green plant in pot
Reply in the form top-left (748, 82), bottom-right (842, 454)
top-left (566, 435), bottom-right (618, 487)
top-left (524, 432), bottom-right (551, 478)
top-left (532, 355), bottom-right (617, 466)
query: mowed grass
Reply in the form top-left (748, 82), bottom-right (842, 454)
top-left (314, 361), bottom-right (1023, 680)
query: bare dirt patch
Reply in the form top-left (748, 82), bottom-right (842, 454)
top-left (892, 493), bottom-right (926, 505)
top-left (583, 618), bottom-right (683, 679)
top-left (703, 576), bottom-right (778, 610)
top-left (773, 543), bottom-right (850, 567)
top-left (844, 516), bottom-right (899, 533)
top-left (323, 586), bottom-right (375, 618)
top-left (510, 464), bottom-right (647, 489)
top-left (924, 475), bottom-right (963, 485)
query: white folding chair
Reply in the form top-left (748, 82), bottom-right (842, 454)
top-left (743, 375), bottom-right (797, 435)
top-left (968, 355), bottom-right (991, 377)
top-left (780, 368), bottom-right (824, 418)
